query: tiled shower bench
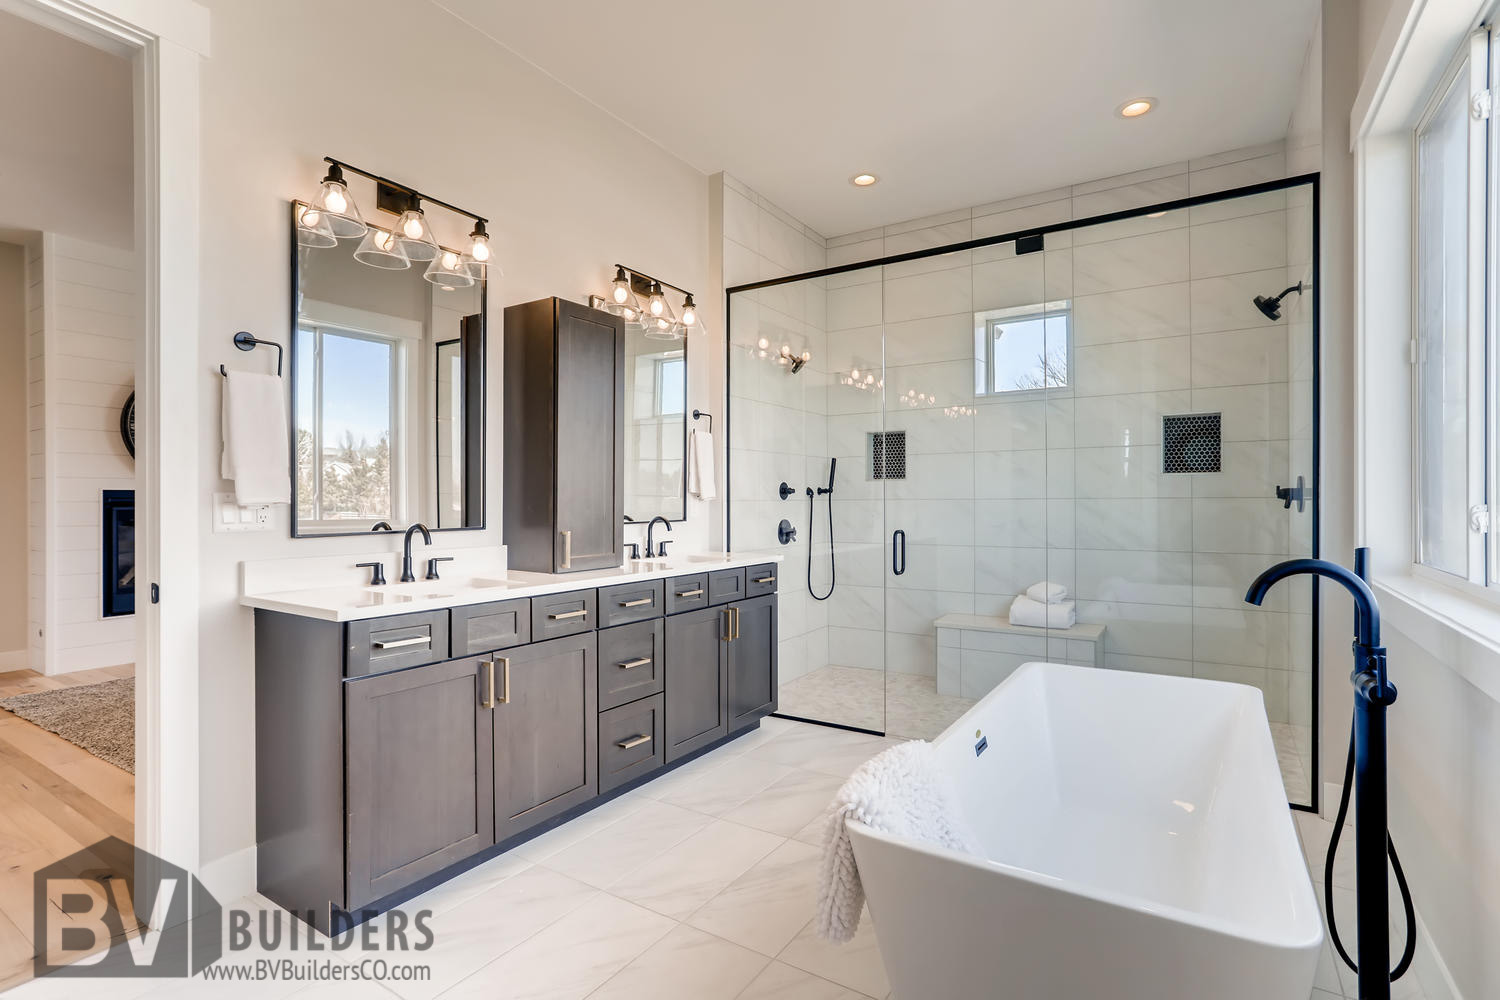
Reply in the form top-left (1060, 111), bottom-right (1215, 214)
top-left (935, 613), bottom-right (1106, 700)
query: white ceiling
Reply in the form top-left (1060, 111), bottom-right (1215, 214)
top-left (433, 0), bottom-right (1319, 237)
top-left (0, 10), bottom-right (133, 249)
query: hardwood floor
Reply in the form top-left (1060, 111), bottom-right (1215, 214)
top-left (0, 663), bottom-right (136, 992)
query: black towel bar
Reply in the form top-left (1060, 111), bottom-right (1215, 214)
top-left (220, 331), bottom-right (283, 377)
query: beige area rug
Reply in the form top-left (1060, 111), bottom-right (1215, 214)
top-left (0, 677), bottom-right (134, 773)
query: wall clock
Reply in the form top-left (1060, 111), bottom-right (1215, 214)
top-left (120, 391), bottom-right (135, 459)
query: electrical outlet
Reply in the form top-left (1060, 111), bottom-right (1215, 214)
top-left (213, 492), bottom-right (273, 532)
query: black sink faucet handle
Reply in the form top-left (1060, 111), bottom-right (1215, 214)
top-left (425, 556), bottom-right (454, 581)
top-left (356, 561), bottom-right (387, 586)
top-left (625, 542), bottom-right (640, 560)
top-left (656, 540), bottom-right (674, 558)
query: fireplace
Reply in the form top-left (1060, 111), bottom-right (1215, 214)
top-left (102, 490), bottom-right (134, 618)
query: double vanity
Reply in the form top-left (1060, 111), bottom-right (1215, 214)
top-left (247, 553), bottom-right (780, 933)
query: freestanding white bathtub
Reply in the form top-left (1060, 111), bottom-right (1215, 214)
top-left (847, 662), bottom-right (1323, 1000)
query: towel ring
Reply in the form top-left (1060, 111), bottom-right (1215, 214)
top-left (220, 331), bottom-right (283, 378)
top-left (692, 409), bottom-right (713, 433)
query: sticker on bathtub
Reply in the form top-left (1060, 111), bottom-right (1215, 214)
top-left (974, 734), bottom-right (988, 756)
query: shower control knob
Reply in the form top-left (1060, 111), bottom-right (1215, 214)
top-left (777, 519), bottom-right (796, 545)
top-left (778, 482), bottom-right (794, 500)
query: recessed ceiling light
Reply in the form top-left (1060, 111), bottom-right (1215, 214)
top-left (851, 173), bottom-right (878, 187)
top-left (1117, 98), bottom-right (1155, 118)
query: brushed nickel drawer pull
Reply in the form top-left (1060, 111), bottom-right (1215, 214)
top-left (561, 529), bottom-right (572, 570)
top-left (617, 734), bottom-right (652, 750)
top-left (619, 657), bottom-right (652, 670)
top-left (754, 576), bottom-right (776, 584)
top-left (620, 597), bottom-right (653, 608)
top-left (548, 609), bottom-right (588, 620)
top-left (497, 657), bottom-right (511, 705)
top-left (677, 588), bottom-right (704, 598)
top-left (481, 660), bottom-right (495, 709)
top-left (372, 635), bottom-right (429, 650)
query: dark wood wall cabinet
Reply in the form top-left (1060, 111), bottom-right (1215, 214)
top-left (503, 297), bottom-right (625, 573)
top-left (254, 563), bottom-right (778, 933)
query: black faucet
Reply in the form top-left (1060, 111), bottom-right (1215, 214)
top-left (400, 523), bottom-right (433, 582)
top-left (645, 516), bottom-right (671, 558)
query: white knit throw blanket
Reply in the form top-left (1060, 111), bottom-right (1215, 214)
top-left (815, 740), bottom-right (977, 943)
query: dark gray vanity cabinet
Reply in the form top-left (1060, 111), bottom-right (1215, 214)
top-left (664, 605), bottom-right (730, 762)
top-left (492, 633), bottom-right (599, 842)
top-left (345, 657), bottom-right (495, 910)
top-left (503, 297), bottom-right (625, 574)
top-left (728, 594), bottom-right (778, 733)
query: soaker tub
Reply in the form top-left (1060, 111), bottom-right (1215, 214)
top-left (847, 662), bottom-right (1322, 999)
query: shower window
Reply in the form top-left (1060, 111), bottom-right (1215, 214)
top-left (974, 302), bottom-right (1071, 396)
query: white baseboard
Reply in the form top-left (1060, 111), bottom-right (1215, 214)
top-left (0, 649), bottom-right (29, 670)
top-left (198, 844), bottom-right (256, 905)
top-left (1412, 909), bottom-right (1464, 1000)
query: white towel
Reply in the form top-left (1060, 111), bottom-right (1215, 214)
top-left (1025, 581), bottom-right (1069, 604)
top-left (686, 427), bottom-right (717, 500)
top-left (816, 740), bottom-right (976, 943)
top-left (221, 371), bottom-right (291, 505)
top-left (1008, 594), bottom-right (1076, 629)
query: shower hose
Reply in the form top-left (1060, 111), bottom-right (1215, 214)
top-left (806, 488), bottom-right (835, 601)
top-left (1324, 719), bottom-right (1416, 982)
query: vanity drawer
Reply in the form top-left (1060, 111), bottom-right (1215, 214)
top-left (708, 568), bottom-right (747, 606)
top-left (451, 598), bottom-right (531, 655)
top-left (665, 574), bottom-right (709, 615)
top-left (596, 619), bottom-right (665, 711)
top-left (345, 611), bottom-right (450, 677)
top-left (531, 589), bottom-right (598, 641)
top-left (598, 580), bottom-right (666, 628)
top-left (598, 693), bottom-right (665, 793)
top-left (746, 564), bottom-right (779, 597)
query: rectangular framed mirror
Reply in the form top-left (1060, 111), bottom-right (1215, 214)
top-left (290, 203), bottom-right (485, 536)
top-left (623, 326), bottom-right (687, 523)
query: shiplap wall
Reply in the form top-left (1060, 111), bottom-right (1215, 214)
top-left (27, 234), bottom-right (137, 674)
top-left (26, 238), bottom-right (47, 672)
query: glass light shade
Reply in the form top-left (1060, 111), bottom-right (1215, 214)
top-left (680, 294), bottom-right (697, 327)
top-left (314, 178), bottom-right (366, 238)
top-left (647, 282), bottom-right (666, 317)
top-left (612, 267), bottom-right (631, 304)
top-left (644, 298), bottom-right (680, 339)
top-left (392, 206), bottom-right (439, 261)
top-left (295, 204), bottom-right (338, 248)
top-left (425, 249), bottom-right (476, 288)
top-left (353, 227), bottom-right (410, 269)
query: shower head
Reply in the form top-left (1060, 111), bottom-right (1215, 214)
top-left (1252, 281), bottom-right (1306, 321)
top-left (789, 356), bottom-right (808, 374)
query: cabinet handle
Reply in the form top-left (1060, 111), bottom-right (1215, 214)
top-left (722, 608), bottom-right (731, 642)
top-left (676, 588), bottom-right (704, 598)
top-left (371, 635), bottom-right (429, 650)
top-left (481, 660), bottom-right (495, 709)
top-left (496, 657), bottom-right (510, 705)
top-left (617, 734), bottom-right (652, 750)
top-left (548, 609), bottom-right (588, 621)
top-left (754, 576), bottom-right (776, 585)
top-left (620, 597), bottom-right (654, 608)
top-left (561, 530), bottom-right (572, 570)
top-left (619, 657), bottom-right (653, 670)
top-left (733, 606), bottom-right (741, 640)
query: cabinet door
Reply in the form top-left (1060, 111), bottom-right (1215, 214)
top-left (553, 300), bottom-right (623, 572)
top-left (345, 657), bottom-right (494, 910)
top-left (664, 606), bottom-right (729, 762)
top-left (728, 596), bottom-right (778, 732)
top-left (493, 633), bottom-right (599, 842)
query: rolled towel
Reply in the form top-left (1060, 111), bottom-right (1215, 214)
top-left (1025, 581), bottom-right (1069, 604)
top-left (1008, 594), bottom-right (1076, 629)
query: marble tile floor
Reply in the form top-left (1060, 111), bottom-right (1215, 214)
top-left (8, 718), bottom-right (1440, 1000)
top-left (781, 664), bottom-right (1314, 806)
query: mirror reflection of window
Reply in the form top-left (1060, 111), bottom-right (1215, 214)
top-left (622, 330), bottom-right (686, 522)
top-left (435, 339), bottom-right (464, 528)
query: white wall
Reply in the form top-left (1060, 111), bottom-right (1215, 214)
top-left (0, 242), bottom-right (26, 662)
top-left (195, 0), bottom-right (716, 869)
top-left (26, 234), bottom-right (138, 675)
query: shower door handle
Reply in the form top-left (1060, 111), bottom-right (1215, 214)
top-left (892, 529), bottom-right (906, 576)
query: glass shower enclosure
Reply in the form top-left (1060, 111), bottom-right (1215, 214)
top-left (727, 176), bottom-right (1320, 809)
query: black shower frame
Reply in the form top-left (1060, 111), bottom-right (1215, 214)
top-left (724, 172), bottom-right (1323, 813)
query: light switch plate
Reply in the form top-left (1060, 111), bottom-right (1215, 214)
top-left (213, 492), bottom-right (273, 532)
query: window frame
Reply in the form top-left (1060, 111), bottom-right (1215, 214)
top-left (973, 300), bottom-right (1073, 400)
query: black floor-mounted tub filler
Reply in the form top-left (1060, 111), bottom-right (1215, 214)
top-left (1246, 548), bottom-right (1415, 1000)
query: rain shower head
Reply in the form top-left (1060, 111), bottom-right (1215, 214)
top-left (1253, 281), bottom-right (1306, 321)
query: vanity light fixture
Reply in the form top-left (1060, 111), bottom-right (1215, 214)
top-left (308, 162), bottom-right (367, 238)
top-left (294, 204), bottom-right (338, 248)
top-left (352, 226), bottom-right (411, 269)
top-left (612, 266), bottom-right (631, 304)
top-left (1117, 97), bottom-right (1155, 118)
top-left (392, 198), bottom-right (440, 262)
top-left (681, 293), bottom-right (697, 328)
top-left (467, 219), bottom-right (492, 274)
top-left (647, 281), bottom-right (666, 317)
top-left (598, 266), bottom-right (701, 337)
top-left (425, 248), bottom-right (476, 288)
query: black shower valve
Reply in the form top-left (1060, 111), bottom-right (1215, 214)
top-left (777, 519), bottom-right (797, 545)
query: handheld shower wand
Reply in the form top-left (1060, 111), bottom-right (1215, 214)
top-left (806, 458), bottom-right (837, 601)
top-left (1245, 549), bottom-right (1414, 1000)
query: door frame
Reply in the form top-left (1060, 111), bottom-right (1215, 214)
top-left (0, 0), bottom-right (209, 884)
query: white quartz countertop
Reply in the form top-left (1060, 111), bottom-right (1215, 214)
top-left (241, 551), bottom-right (785, 622)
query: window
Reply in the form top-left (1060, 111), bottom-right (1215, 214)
top-left (974, 302), bottom-right (1071, 396)
top-left (1413, 28), bottom-right (1491, 586)
top-left (655, 355), bottom-right (686, 416)
top-left (295, 324), bottom-right (403, 525)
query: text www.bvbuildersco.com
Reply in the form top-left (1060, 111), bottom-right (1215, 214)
top-left (200, 959), bottom-right (432, 983)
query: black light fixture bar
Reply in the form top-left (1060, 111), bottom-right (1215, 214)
top-left (324, 156), bottom-right (487, 225)
top-left (615, 263), bottom-right (693, 301)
